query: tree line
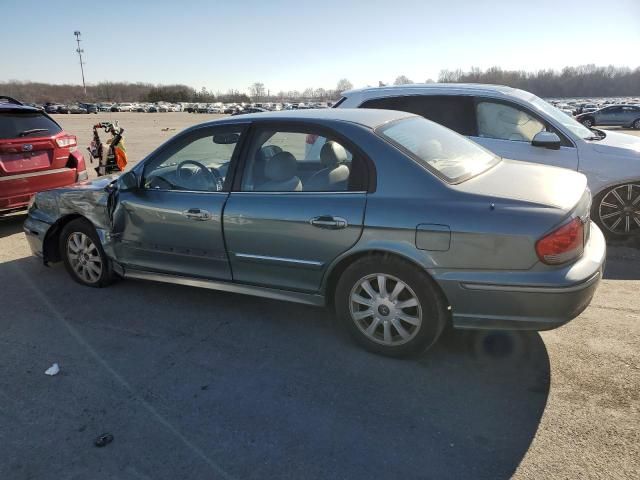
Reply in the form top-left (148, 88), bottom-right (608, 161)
top-left (0, 81), bottom-right (251, 104)
top-left (0, 78), bottom-right (355, 105)
top-left (2, 66), bottom-right (639, 104)
top-left (436, 65), bottom-right (640, 97)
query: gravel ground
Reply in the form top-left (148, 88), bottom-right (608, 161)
top-left (0, 113), bottom-right (638, 479)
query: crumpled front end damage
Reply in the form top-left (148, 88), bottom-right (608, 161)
top-left (23, 176), bottom-right (121, 264)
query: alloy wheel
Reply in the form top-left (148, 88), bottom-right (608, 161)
top-left (634, 119), bottom-right (640, 129)
top-left (66, 232), bottom-right (103, 283)
top-left (349, 273), bottom-right (422, 346)
top-left (582, 118), bottom-right (593, 127)
top-left (598, 184), bottom-right (640, 235)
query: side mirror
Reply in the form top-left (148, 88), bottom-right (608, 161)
top-left (118, 171), bottom-right (138, 191)
top-left (532, 131), bottom-right (561, 150)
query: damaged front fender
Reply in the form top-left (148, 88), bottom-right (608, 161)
top-left (29, 174), bottom-right (122, 263)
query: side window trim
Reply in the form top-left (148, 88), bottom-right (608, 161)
top-left (472, 96), bottom-right (575, 148)
top-left (231, 120), bottom-right (375, 194)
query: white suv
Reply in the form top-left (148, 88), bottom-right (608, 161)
top-left (328, 84), bottom-right (640, 238)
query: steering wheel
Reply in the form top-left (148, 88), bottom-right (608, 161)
top-left (176, 160), bottom-right (217, 191)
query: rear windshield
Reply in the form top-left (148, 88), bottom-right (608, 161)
top-left (0, 111), bottom-right (62, 139)
top-left (377, 116), bottom-right (499, 183)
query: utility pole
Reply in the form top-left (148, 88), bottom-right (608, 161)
top-left (74, 31), bottom-right (86, 95)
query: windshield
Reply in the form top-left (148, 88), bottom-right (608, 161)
top-left (526, 94), bottom-right (595, 140)
top-left (378, 116), bottom-right (500, 183)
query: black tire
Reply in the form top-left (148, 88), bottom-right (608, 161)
top-left (633, 119), bottom-right (640, 130)
top-left (592, 183), bottom-right (640, 238)
top-left (581, 117), bottom-right (594, 128)
top-left (59, 218), bottom-right (116, 287)
top-left (335, 255), bottom-right (448, 357)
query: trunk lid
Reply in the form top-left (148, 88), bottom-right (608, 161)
top-left (454, 158), bottom-right (588, 213)
top-left (0, 138), bottom-right (56, 175)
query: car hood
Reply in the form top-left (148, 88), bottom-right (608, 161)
top-left (590, 130), bottom-right (640, 157)
top-left (455, 159), bottom-right (588, 212)
top-left (68, 174), bottom-right (121, 191)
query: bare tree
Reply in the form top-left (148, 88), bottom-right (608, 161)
top-left (249, 82), bottom-right (266, 101)
top-left (393, 75), bottom-right (413, 85)
top-left (336, 78), bottom-right (353, 93)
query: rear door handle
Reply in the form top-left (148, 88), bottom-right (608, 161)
top-left (182, 208), bottom-right (211, 221)
top-left (310, 215), bottom-right (348, 229)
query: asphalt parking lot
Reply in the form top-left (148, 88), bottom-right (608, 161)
top-left (1, 114), bottom-right (639, 479)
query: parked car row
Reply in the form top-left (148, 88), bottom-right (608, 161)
top-left (21, 101), bottom-right (335, 116)
top-left (185, 101), bottom-right (332, 114)
top-left (547, 97), bottom-right (640, 128)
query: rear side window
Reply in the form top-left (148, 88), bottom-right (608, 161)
top-left (0, 112), bottom-right (62, 139)
top-left (377, 116), bottom-right (499, 183)
top-left (361, 95), bottom-right (477, 135)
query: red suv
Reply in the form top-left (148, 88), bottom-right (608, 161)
top-left (0, 96), bottom-right (88, 214)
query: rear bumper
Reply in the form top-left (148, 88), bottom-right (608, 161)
top-left (0, 168), bottom-right (78, 212)
top-left (433, 222), bottom-right (606, 331)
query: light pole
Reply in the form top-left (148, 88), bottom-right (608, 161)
top-left (74, 31), bottom-right (86, 95)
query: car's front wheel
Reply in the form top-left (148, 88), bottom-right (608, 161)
top-left (335, 255), bottom-right (447, 357)
top-left (60, 219), bottom-right (116, 287)
top-left (594, 183), bottom-right (640, 237)
top-left (633, 119), bottom-right (640, 130)
top-left (581, 117), bottom-right (594, 128)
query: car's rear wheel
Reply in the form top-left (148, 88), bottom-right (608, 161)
top-left (593, 183), bottom-right (640, 237)
top-left (633, 119), bottom-right (640, 130)
top-left (335, 255), bottom-right (447, 357)
top-left (60, 219), bottom-right (115, 287)
top-left (581, 117), bottom-right (594, 128)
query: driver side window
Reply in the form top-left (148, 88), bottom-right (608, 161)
top-left (144, 128), bottom-right (243, 192)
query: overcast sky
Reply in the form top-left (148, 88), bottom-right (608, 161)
top-left (2, 0), bottom-right (639, 94)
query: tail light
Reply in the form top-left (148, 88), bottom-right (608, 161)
top-left (536, 217), bottom-right (585, 265)
top-left (55, 135), bottom-right (77, 148)
top-left (305, 134), bottom-right (319, 145)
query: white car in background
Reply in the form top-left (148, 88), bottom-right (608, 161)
top-left (117, 102), bottom-right (135, 112)
top-left (323, 84), bottom-right (640, 237)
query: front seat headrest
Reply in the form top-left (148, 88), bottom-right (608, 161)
top-left (320, 141), bottom-right (348, 167)
top-left (264, 151), bottom-right (297, 181)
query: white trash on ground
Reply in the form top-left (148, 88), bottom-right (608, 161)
top-left (44, 363), bottom-right (60, 376)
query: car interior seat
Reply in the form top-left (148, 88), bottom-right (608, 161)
top-left (477, 102), bottom-right (543, 142)
top-left (304, 141), bottom-right (350, 191)
top-left (258, 151), bottom-right (302, 191)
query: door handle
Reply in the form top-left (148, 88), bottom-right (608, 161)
top-left (182, 208), bottom-right (211, 221)
top-left (310, 216), bottom-right (348, 229)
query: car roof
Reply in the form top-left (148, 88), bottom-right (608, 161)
top-left (0, 102), bottom-right (41, 113)
top-left (207, 108), bottom-right (414, 128)
top-left (342, 83), bottom-right (530, 101)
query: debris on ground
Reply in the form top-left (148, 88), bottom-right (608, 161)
top-left (94, 433), bottom-right (114, 447)
top-left (160, 127), bottom-right (176, 131)
top-left (44, 363), bottom-right (60, 376)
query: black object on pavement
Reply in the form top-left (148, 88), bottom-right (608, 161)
top-left (94, 433), bottom-right (114, 447)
